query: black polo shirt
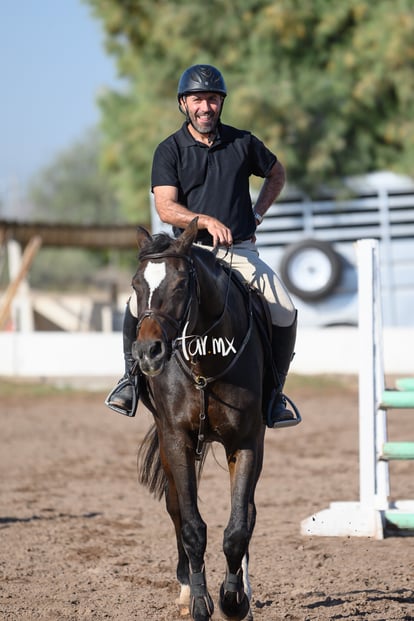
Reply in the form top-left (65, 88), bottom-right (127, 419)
top-left (151, 122), bottom-right (277, 244)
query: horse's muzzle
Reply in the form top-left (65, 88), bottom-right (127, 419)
top-left (132, 339), bottom-right (166, 377)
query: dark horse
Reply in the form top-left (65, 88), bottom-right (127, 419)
top-left (133, 218), bottom-right (269, 621)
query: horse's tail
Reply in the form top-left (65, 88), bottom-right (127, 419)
top-left (137, 424), bottom-right (167, 500)
top-left (137, 423), bottom-right (209, 500)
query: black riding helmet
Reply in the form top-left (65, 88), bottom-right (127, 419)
top-left (177, 64), bottom-right (227, 99)
top-left (177, 64), bottom-right (227, 122)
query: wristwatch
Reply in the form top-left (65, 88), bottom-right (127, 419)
top-left (253, 210), bottom-right (263, 224)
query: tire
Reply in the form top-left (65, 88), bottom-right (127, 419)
top-left (279, 239), bottom-right (342, 301)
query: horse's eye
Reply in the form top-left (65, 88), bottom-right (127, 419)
top-left (132, 281), bottom-right (146, 297)
top-left (174, 278), bottom-right (188, 291)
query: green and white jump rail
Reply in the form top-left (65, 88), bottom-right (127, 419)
top-left (380, 442), bottom-right (414, 461)
top-left (380, 376), bottom-right (414, 413)
top-left (381, 381), bottom-right (414, 533)
top-left (395, 377), bottom-right (414, 391)
top-left (380, 381), bottom-right (414, 461)
top-left (301, 239), bottom-right (414, 539)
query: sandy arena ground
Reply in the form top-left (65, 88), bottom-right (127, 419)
top-left (1, 375), bottom-right (413, 620)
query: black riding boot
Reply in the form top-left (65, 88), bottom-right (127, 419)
top-left (105, 303), bottom-right (139, 417)
top-left (266, 312), bottom-right (301, 428)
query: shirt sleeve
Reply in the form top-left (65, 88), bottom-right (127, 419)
top-left (249, 134), bottom-right (277, 178)
top-left (151, 140), bottom-right (179, 190)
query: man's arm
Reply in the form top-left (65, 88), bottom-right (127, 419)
top-left (252, 160), bottom-right (286, 223)
top-left (153, 185), bottom-right (233, 246)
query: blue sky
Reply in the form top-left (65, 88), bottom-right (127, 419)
top-left (1, 1), bottom-right (118, 198)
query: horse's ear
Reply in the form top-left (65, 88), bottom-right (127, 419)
top-left (136, 226), bottom-right (152, 250)
top-left (175, 217), bottom-right (199, 252)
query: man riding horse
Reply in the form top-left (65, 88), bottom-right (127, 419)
top-left (106, 64), bottom-right (299, 429)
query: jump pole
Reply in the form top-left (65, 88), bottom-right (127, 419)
top-left (300, 238), bottom-right (414, 539)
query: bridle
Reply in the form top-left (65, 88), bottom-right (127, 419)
top-left (135, 251), bottom-right (198, 350)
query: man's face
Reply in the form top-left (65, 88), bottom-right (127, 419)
top-left (181, 92), bottom-right (223, 135)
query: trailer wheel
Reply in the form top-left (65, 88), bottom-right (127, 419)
top-left (280, 239), bottom-right (342, 301)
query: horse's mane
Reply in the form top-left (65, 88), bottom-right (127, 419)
top-left (138, 233), bottom-right (217, 268)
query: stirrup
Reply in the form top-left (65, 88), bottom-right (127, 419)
top-left (105, 376), bottom-right (138, 417)
top-left (266, 393), bottom-right (302, 429)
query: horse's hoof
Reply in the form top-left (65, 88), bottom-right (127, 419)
top-left (219, 583), bottom-right (251, 621)
top-left (245, 609), bottom-right (254, 621)
top-left (190, 593), bottom-right (214, 621)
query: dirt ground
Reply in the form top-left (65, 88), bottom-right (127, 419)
top-left (1, 374), bottom-right (413, 621)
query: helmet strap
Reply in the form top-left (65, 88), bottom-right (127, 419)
top-left (178, 96), bottom-right (188, 117)
top-left (179, 96), bottom-right (190, 121)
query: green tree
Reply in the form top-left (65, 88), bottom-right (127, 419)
top-left (86, 0), bottom-right (414, 216)
top-left (29, 128), bottom-right (122, 225)
top-left (28, 129), bottom-right (135, 290)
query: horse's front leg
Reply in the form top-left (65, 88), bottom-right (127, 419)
top-left (220, 438), bottom-right (264, 621)
top-left (160, 435), bottom-right (214, 621)
top-left (161, 456), bottom-right (191, 615)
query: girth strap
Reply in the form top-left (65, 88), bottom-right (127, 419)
top-left (194, 380), bottom-right (208, 461)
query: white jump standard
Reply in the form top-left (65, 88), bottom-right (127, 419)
top-left (301, 238), bottom-right (414, 539)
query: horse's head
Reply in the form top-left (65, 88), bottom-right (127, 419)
top-left (131, 218), bottom-right (199, 377)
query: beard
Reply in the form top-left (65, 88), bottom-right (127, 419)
top-left (189, 111), bottom-right (219, 135)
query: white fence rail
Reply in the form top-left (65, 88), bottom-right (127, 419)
top-left (256, 188), bottom-right (414, 247)
top-left (1, 328), bottom-right (413, 378)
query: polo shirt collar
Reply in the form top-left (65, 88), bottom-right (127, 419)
top-left (176, 122), bottom-right (227, 148)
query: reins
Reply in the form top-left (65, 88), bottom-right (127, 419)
top-left (137, 246), bottom-right (254, 460)
top-left (174, 246), bottom-right (253, 383)
top-left (173, 246), bottom-right (254, 459)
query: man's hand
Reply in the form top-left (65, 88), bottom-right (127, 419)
top-left (154, 186), bottom-right (233, 246)
top-left (203, 216), bottom-right (233, 247)
top-left (153, 186), bottom-right (233, 246)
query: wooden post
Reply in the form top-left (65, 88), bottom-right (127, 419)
top-left (0, 235), bottom-right (42, 330)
